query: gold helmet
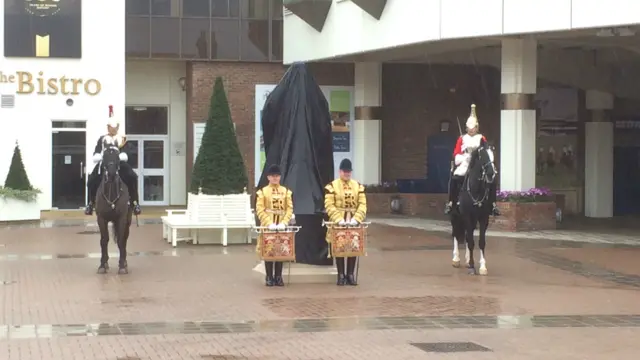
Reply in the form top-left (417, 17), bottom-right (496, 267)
top-left (465, 104), bottom-right (479, 130)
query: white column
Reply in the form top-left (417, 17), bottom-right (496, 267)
top-left (353, 62), bottom-right (382, 185)
top-left (500, 38), bottom-right (537, 191)
top-left (585, 90), bottom-right (614, 218)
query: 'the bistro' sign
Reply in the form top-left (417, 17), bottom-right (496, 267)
top-left (0, 71), bottom-right (102, 96)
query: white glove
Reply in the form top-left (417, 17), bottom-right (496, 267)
top-left (338, 220), bottom-right (347, 226)
top-left (118, 152), bottom-right (128, 162)
top-left (276, 223), bottom-right (286, 230)
top-left (92, 153), bottom-right (102, 164)
top-left (268, 224), bottom-right (277, 230)
top-left (349, 218), bottom-right (358, 226)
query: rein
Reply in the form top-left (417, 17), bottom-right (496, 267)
top-left (101, 163), bottom-right (122, 210)
top-left (463, 147), bottom-right (494, 207)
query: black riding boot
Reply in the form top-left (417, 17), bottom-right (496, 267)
top-left (346, 257), bottom-right (358, 286)
top-left (121, 164), bottom-right (141, 215)
top-left (85, 182), bottom-right (98, 215)
top-left (274, 262), bottom-right (284, 286)
top-left (335, 257), bottom-right (346, 286)
top-left (264, 262), bottom-right (274, 286)
top-left (445, 176), bottom-right (462, 215)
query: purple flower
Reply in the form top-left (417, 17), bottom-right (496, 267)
top-left (495, 187), bottom-right (554, 203)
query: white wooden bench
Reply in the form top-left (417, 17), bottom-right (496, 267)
top-left (161, 192), bottom-right (254, 247)
top-left (221, 193), bottom-right (254, 246)
top-left (162, 193), bottom-right (224, 247)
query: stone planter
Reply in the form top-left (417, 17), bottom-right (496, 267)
top-left (491, 201), bottom-right (557, 231)
top-left (0, 197), bottom-right (41, 222)
top-left (366, 193), bottom-right (448, 218)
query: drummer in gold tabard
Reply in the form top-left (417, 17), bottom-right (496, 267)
top-left (256, 164), bottom-right (294, 287)
top-left (324, 159), bottom-right (367, 286)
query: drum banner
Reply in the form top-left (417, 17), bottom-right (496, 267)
top-left (260, 231), bottom-right (296, 262)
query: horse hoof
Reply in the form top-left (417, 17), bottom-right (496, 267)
top-left (97, 267), bottom-right (107, 274)
top-left (452, 260), bottom-right (460, 268)
top-left (479, 267), bottom-right (488, 276)
top-left (118, 267), bottom-right (128, 275)
top-left (467, 267), bottom-right (477, 275)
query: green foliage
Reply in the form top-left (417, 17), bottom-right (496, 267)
top-left (190, 77), bottom-right (248, 195)
top-left (1, 142), bottom-right (40, 202)
top-left (0, 186), bottom-right (41, 202)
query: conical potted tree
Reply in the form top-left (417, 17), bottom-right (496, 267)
top-left (0, 142), bottom-right (41, 221)
top-left (190, 77), bottom-right (248, 194)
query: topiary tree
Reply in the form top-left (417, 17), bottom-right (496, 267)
top-left (4, 141), bottom-right (32, 191)
top-left (0, 141), bottom-right (40, 202)
top-left (190, 77), bottom-right (248, 195)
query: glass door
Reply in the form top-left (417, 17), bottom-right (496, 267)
top-left (123, 137), bottom-right (168, 206)
top-left (51, 126), bottom-right (87, 209)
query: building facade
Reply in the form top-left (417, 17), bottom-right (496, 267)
top-left (282, 0), bottom-right (640, 218)
top-left (0, 0), bottom-right (353, 211)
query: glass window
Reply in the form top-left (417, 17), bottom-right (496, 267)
top-left (151, 0), bottom-right (177, 16)
top-left (241, 0), bottom-right (268, 19)
top-left (143, 176), bottom-right (164, 201)
top-left (143, 141), bottom-right (165, 169)
top-left (240, 19), bottom-right (268, 61)
top-left (211, 0), bottom-right (240, 17)
top-left (181, 18), bottom-right (210, 59)
top-left (211, 19), bottom-right (240, 60)
top-left (126, 17), bottom-right (151, 58)
top-left (125, 107), bottom-right (169, 135)
top-left (271, 20), bottom-right (282, 61)
top-left (271, 0), bottom-right (283, 19)
top-left (182, 0), bottom-right (209, 17)
top-left (151, 17), bottom-right (180, 58)
top-left (127, 0), bottom-right (150, 15)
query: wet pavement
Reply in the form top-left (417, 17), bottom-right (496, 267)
top-left (0, 219), bottom-right (639, 359)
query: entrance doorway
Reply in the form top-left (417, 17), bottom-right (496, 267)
top-left (51, 121), bottom-right (87, 209)
top-left (124, 106), bottom-right (169, 206)
top-left (124, 137), bottom-right (168, 206)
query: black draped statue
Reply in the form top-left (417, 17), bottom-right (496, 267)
top-left (257, 62), bottom-right (334, 266)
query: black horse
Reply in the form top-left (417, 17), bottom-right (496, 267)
top-left (450, 141), bottom-right (496, 275)
top-left (95, 146), bottom-right (133, 275)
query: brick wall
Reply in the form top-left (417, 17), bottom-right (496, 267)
top-left (381, 64), bottom-right (501, 182)
top-left (185, 61), bottom-right (354, 194)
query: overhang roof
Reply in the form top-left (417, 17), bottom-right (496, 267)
top-left (283, 0), bottom-right (332, 32)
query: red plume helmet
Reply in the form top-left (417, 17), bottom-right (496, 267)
top-left (108, 105), bottom-right (114, 117)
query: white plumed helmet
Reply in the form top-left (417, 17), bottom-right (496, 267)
top-left (465, 104), bottom-right (478, 130)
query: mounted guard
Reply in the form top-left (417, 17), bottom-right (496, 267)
top-left (444, 104), bottom-right (500, 216)
top-left (85, 106), bottom-right (141, 216)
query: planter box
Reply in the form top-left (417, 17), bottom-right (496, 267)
top-left (491, 201), bottom-right (556, 231)
top-left (367, 193), bottom-right (448, 218)
top-left (0, 197), bottom-right (41, 222)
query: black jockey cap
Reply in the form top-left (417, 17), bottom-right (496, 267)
top-left (339, 159), bottom-right (353, 172)
top-left (266, 164), bottom-right (281, 176)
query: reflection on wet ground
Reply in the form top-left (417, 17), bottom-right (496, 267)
top-left (1, 314), bottom-right (639, 339)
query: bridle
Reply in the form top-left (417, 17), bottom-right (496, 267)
top-left (101, 147), bottom-right (122, 210)
top-left (464, 146), bottom-right (496, 207)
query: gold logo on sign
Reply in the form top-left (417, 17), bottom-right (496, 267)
top-left (35, 35), bottom-right (50, 57)
top-left (24, 0), bottom-right (62, 17)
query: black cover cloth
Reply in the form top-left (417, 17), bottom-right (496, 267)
top-left (257, 62), bottom-right (334, 266)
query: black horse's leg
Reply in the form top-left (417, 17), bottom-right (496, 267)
top-left (97, 217), bottom-right (110, 274)
top-left (465, 216), bottom-right (477, 275)
top-left (478, 214), bottom-right (489, 275)
top-left (116, 214), bottom-right (128, 274)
